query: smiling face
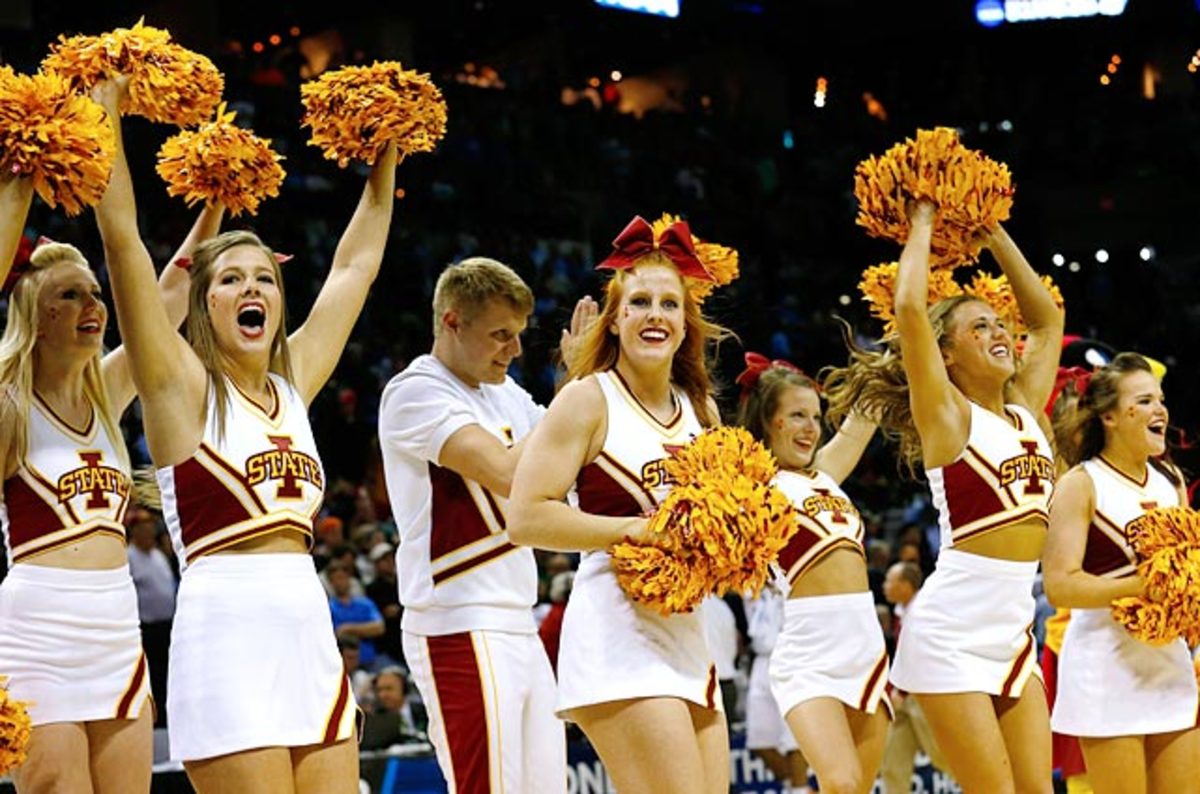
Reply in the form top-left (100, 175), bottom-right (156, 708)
top-left (764, 383), bottom-right (823, 471)
top-left (205, 244), bottom-right (283, 361)
top-left (444, 297), bottom-right (528, 387)
top-left (1103, 369), bottom-right (1168, 459)
top-left (942, 299), bottom-right (1015, 383)
top-left (36, 263), bottom-right (107, 357)
top-left (609, 263), bottom-right (686, 368)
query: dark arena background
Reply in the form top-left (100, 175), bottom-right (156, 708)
top-left (2, 1), bottom-right (1200, 792)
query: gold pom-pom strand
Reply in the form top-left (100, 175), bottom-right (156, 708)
top-left (963, 272), bottom-right (1064, 338)
top-left (857, 261), bottom-right (963, 334)
top-left (0, 680), bottom-right (33, 776)
top-left (1111, 506), bottom-right (1200, 646)
top-left (156, 104), bottom-right (285, 217)
top-left (610, 427), bottom-right (797, 615)
top-left (854, 127), bottom-right (1014, 269)
top-left (648, 213), bottom-right (740, 302)
top-left (41, 19), bottom-right (223, 126)
top-left (0, 69), bottom-right (114, 216)
top-left (300, 62), bottom-right (448, 168)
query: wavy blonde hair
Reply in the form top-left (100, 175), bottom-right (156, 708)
top-left (564, 253), bottom-right (728, 427)
top-left (824, 295), bottom-right (996, 476)
top-left (186, 230), bottom-right (294, 441)
top-left (0, 243), bottom-right (129, 472)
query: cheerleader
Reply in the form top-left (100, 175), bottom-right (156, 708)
top-left (737, 357), bottom-right (885, 794)
top-left (823, 201), bottom-right (1063, 793)
top-left (1043, 353), bottom-right (1199, 794)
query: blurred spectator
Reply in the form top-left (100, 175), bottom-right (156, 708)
top-left (321, 543), bottom-right (365, 597)
top-left (126, 507), bottom-right (177, 728)
top-left (365, 542), bottom-right (404, 666)
top-left (360, 667), bottom-right (428, 750)
top-left (339, 635), bottom-right (374, 709)
top-left (328, 562), bottom-right (386, 669)
top-left (879, 561), bottom-right (947, 793)
top-left (538, 570), bottom-right (574, 673)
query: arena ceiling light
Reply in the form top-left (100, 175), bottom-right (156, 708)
top-left (976, 0), bottom-right (1128, 26)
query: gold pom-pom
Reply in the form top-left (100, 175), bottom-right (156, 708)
top-left (857, 261), bottom-right (963, 333)
top-left (0, 680), bottom-right (33, 776)
top-left (854, 127), bottom-right (1015, 269)
top-left (0, 68), bottom-right (114, 216)
top-left (1110, 506), bottom-right (1200, 647)
top-left (648, 213), bottom-right (740, 302)
top-left (156, 103), bottom-right (285, 217)
top-left (300, 61), bottom-right (447, 168)
top-left (610, 427), bottom-right (797, 615)
top-left (41, 19), bottom-right (223, 126)
top-left (963, 272), bottom-right (1064, 338)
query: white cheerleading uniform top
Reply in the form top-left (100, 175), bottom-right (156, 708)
top-left (575, 370), bottom-right (701, 521)
top-left (2, 394), bottom-right (131, 564)
top-left (157, 374), bottom-right (324, 568)
top-left (379, 354), bottom-right (545, 636)
top-left (926, 401), bottom-right (1055, 549)
top-left (773, 469), bottom-right (864, 586)
top-left (1078, 456), bottom-right (1180, 578)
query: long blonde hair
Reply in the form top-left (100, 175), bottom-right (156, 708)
top-left (824, 295), bottom-right (992, 475)
top-left (0, 242), bottom-right (129, 471)
top-left (185, 230), bottom-right (294, 441)
top-left (564, 252), bottom-right (728, 427)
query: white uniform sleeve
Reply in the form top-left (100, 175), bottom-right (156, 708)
top-left (379, 374), bottom-right (478, 464)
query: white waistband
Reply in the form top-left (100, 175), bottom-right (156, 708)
top-left (784, 589), bottom-right (874, 614)
top-left (184, 552), bottom-right (317, 579)
top-left (5, 562), bottom-right (132, 590)
top-left (935, 547), bottom-right (1039, 580)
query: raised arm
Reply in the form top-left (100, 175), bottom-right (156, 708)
top-left (507, 378), bottom-right (648, 552)
top-left (893, 201), bottom-right (969, 466)
top-left (813, 411), bottom-right (876, 485)
top-left (289, 144), bottom-right (398, 405)
top-left (1043, 467), bottom-right (1143, 608)
top-left (0, 173), bottom-right (34, 287)
top-left (92, 80), bottom-right (206, 460)
top-left (102, 203), bottom-right (224, 412)
top-left (985, 224), bottom-right (1064, 415)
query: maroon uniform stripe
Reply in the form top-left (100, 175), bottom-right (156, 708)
top-left (428, 633), bottom-right (491, 793)
top-left (432, 542), bottom-right (518, 585)
top-left (577, 460), bottom-right (646, 517)
top-left (429, 463), bottom-right (495, 562)
top-left (323, 675), bottom-right (351, 744)
top-left (942, 458), bottom-right (1008, 530)
top-left (1001, 628), bottom-right (1035, 697)
top-left (116, 653), bottom-right (147, 719)
top-left (173, 458), bottom-right (256, 548)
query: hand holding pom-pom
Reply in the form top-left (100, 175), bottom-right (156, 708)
top-left (42, 18), bottom-right (223, 127)
top-left (610, 427), bottom-right (797, 616)
top-left (301, 62), bottom-right (447, 169)
top-left (854, 127), bottom-right (1014, 269)
top-left (1111, 506), bottom-right (1200, 646)
top-left (0, 68), bottom-right (114, 216)
top-left (156, 103), bottom-right (285, 217)
top-left (0, 679), bottom-right (33, 777)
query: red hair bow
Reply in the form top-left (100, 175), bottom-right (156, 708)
top-left (1045, 366), bottom-right (1093, 416)
top-left (736, 352), bottom-right (803, 397)
top-left (596, 216), bottom-right (713, 282)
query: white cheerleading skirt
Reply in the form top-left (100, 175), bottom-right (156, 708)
top-left (769, 591), bottom-right (891, 718)
top-left (1052, 607), bottom-right (1199, 737)
top-left (746, 653), bottom-right (798, 752)
top-left (890, 549), bottom-right (1040, 697)
top-left (555, 550), bottom-right (719, 716)
top-left (167, 554), bottom-right (356, 762)
top-left (0, 564), bottom-right (150, 725)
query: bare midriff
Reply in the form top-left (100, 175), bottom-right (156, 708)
top-left (954, 517), bottom-right (1046, 562)
top-left (218, 530), bottom-right (310, 555)
top-left (788, 546), bottom-right (870, 599)
top-left (24, 533), bottom-right (128, 570)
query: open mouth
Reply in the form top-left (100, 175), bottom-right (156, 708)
top-left (1148, 420), bottom-right (1166, 438)
top-left (237, 303), bottom-right (266, 338)
top-left (77, 319), bottom-right (102, 333)
top-left (640, 328), bottom-right (669, 343)
top-left (989, 343), bottom-right (1010, 359)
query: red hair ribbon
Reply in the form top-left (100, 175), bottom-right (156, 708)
top-left (2, 235), bottom-right (36, 295)
top-left (173, 251), bottom-right (293, 271)
top-left (736, 352), bottom-right (805, 397)
top-left (1045, 366), bottom-right (1093, 416)
top-left (596, 216), bottom-right (713, 282)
